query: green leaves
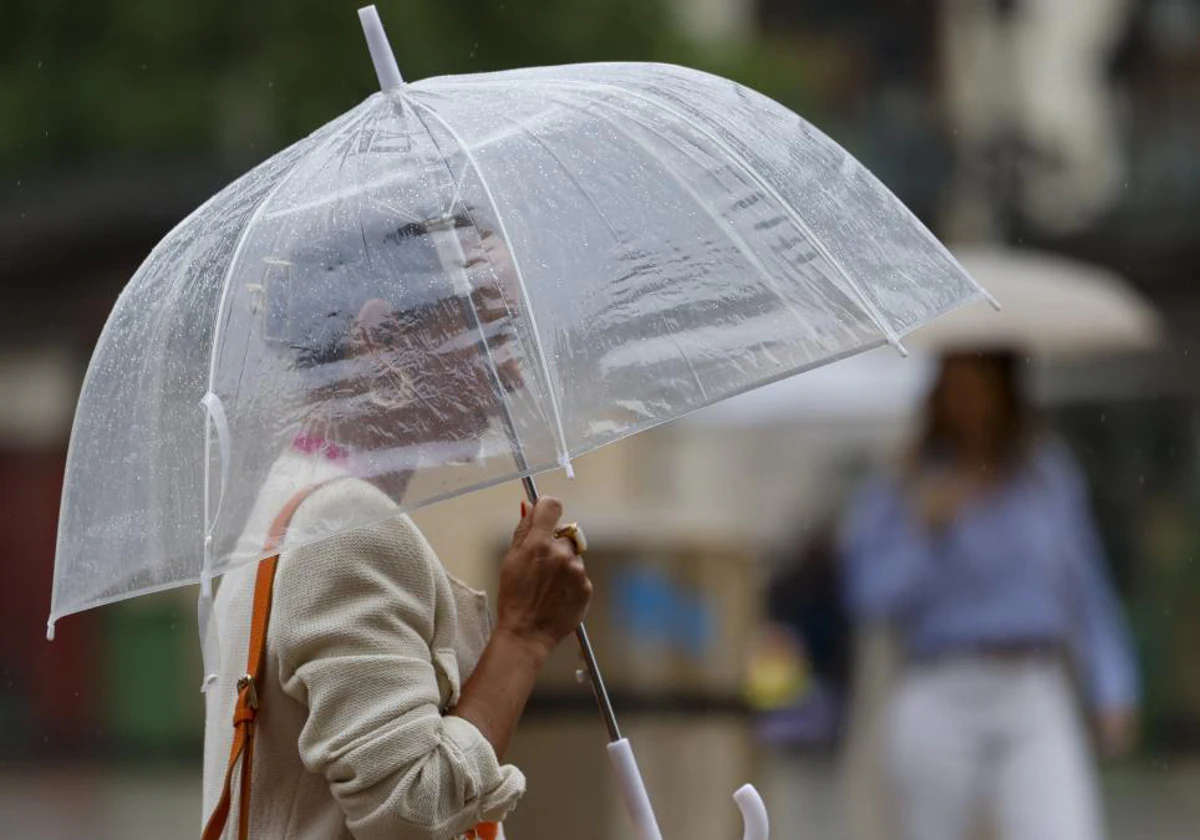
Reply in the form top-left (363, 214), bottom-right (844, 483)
top-left (1, 0), bottom-right (819, 173)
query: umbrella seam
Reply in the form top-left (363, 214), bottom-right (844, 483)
top-left (49, 163), bottom-right (254, 632)
top-left (478, 101), bottom-right (716, 405)
top-left (404, 95), bottom-right (574, 474)
top-left (550, 92), bottom-right (865, 369)
top-left (201, 99), bottom-right (378, 585)
top-left (469, 76), bottom-right (907, 349)
top-left (400, 99), bottom-right (536, 431)
top-left (564, 77), bottom-right (905, 345)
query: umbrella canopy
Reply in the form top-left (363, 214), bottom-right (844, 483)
top-left (684, 347), bottom-right (934, 426)
top-left (685, 247), bottom-right (1162, 429)
top-left (906, 247), bottom-right (1162, 357)
top-left (49, 33), bottom-right (985, 631)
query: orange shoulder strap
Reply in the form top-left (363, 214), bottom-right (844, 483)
top-left (201, 484), bottom-right (323, 840)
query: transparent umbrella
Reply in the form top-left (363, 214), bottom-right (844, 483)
top-left (50, 7), bottom-right (989, 838)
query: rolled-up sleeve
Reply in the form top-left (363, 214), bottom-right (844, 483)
top-left (272, 484), bottom-right (525, 840)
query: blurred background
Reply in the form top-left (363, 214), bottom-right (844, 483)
top-left (4, 0), bottom-right (1200, 837)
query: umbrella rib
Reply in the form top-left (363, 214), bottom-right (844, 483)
top-left (521, 77), bottom-right (906, 351)
top-left (401, 99), bottom-right (542, 458)
top-left (476, 101), bottom-right (715, 404)
top-left (547, 92), bottom-right (856, 365)
top-left (201, 100), bottom-right (377, 576)
top-left (404, 95), bottom-right (574, 474)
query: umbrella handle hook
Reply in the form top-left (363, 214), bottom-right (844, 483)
top-left (734, 783), bottom-right (770, 840)
top-left (524, 475), bottom-right (771, 838)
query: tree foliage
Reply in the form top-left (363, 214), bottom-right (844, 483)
top-left (3, 0), bottom-right (818, 174)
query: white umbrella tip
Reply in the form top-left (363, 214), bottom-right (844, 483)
top-left (358, 5), bottom-right (405, 91)
top-left (558, 454), bottom-right (576, 480)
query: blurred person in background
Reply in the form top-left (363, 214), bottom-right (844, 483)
top-left (839, 350), bottom-right (1139, 840)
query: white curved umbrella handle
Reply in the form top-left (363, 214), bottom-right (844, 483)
top-left (734, 783), bottom-right (770, 840)
top-left (606, 739), bottom-right (771, 840)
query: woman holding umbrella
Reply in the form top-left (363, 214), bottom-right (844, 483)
top-left (200, 215), bottom-right (592, 840)
top-left (839, 350), bottom-right (1139, 840)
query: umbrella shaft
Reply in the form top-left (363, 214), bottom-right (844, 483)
top-left (430, 218), bottom-right (620, 741)
top-left (520, 475), bottom-right (622, 743)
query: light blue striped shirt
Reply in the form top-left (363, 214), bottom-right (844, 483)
top-left (840, 440), bottom-right (1139, 711)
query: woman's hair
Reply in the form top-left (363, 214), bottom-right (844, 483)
top-left (916, 349), bottom-right (1033, 468)
top-left (261, 211), bottom-right (477, 374)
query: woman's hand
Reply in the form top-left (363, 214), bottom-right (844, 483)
top-left (452, 497), bottom-right (591, 759)
top-left (496, 497), bottom-right (593, 660)
top-left (917, 471), bottom-right (984, 529)
top-left (1096, 707), bottom-right (1138, 758)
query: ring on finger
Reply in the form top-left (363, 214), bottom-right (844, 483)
top-left (552, 522), bottom-right (588, 556)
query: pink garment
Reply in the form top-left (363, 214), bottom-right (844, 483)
top-left (290, 433), bottom-right (351, 463)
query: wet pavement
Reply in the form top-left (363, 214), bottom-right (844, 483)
top-left (1, 757), bottom-right (1197, 838)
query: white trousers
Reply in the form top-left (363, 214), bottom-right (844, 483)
top-left (884, 657), bottom-right (1104, 840)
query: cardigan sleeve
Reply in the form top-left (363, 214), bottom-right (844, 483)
top-left (272, 480), bottom-right (525, 840)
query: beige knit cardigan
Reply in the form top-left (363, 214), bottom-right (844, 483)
top-left (202, 450), bottom-right (525, 839)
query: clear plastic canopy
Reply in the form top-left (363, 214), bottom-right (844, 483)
top-left (50, 60), bottom-right (986, 629)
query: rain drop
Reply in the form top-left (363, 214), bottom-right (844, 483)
top-left (36, 60), bottom-right (42, 69)
top-left (141, 63), bottom-right (147, 71)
